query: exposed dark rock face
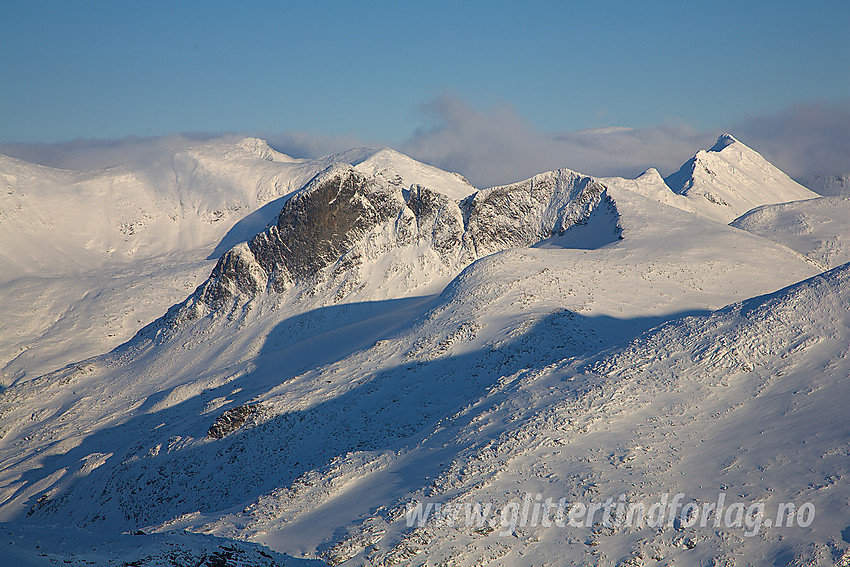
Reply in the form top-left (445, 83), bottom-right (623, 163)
top-left (197, 244), bottom-right (269, 312)
top-left (462, 170), bottom-right (608, 257)
top-left (175, 165), bottom-right (615, 319)
top-left (406, 184), bottom-right (465, 262)
top-left (186, 165), bottom-right (407, 313)
top-left (208, 404), bottom-right (262, 439)
top-left (251, 166), bottom-right (405, 286)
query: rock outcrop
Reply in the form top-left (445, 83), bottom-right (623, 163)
top-left (173, 164), bottom-right (616, 320)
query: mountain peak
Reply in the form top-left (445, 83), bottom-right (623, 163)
top-left (637, 167), bottom-right (664, 182)
top-left (236, 137), bottom-right (297, 163)
top-left (349, 147), bottom-right (477, 200)
top-left (709, 132), bottom-right (740, 152)
top-left (664, 135), bottom-right (819, 223)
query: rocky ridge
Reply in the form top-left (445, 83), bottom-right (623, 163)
top-left (173, 165), bottom-right (617, 321)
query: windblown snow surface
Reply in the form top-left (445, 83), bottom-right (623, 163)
top-left (1, 135), bottom-right (849, 566)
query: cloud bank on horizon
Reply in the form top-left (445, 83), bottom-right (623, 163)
top-left (405, 97), bottom-right (850, 187)
top-left (2, 97), bottom-right (848, 190)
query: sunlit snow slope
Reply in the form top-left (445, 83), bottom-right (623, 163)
top-left (309, 260), bottom-right (850, 566)
top-left (664, 134), bottom-right (819, 223)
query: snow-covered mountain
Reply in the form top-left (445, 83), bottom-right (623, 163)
top-left (664, 133), bottom-right (820, 223)
top-left (1, 135), bottom-right (847, 566)
top-left (350, 147), bottom-right (475, 201)
top-left (0, 140), bottom-right (475, 383)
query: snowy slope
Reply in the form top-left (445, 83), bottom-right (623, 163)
top-left (602, 167), bottom-right (699, 214)
top-left (664, 134), bottom-right (819, 223)
top-left (732, 195), bottom-right (850, 270)
top-left (0, 138), bottom-right (321, 383)
top-left (317, 261), bottom-right (850, 566)
top-left (0, 253), bottom-right (213, 386)
top-left (350, 147), bottom-right (476, 201)
top-left (0, 151), bottom-right (825, 566)
top-left (0, 139), bottom-right (309, 277)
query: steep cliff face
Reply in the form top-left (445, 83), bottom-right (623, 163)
top-left (195, 243), bottom-right (270, 312)
top-left (253, 165), bottom-right (405, 285)
top-left (462, 169), bottom-right (614, 257)
top-left (183, 165), bottom-right (415, 315)
top-left (178, 165), bottom-right (616, 319)
top-left (405, 184), bottom-right (466, 263)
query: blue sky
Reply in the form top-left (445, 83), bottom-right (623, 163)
top-left (2, 1), bottom-right (849, 184)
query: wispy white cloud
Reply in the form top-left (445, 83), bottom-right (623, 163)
top-left (2, 97), bottom-right (847, 190)
top-left (400, 96), bottom-right (850, 188)
top-left (731, 100), bottom-right (850, 180)
top-left (400, 96), bottom-right (715, 188)
top-left (0, 133), bottom-right (242, 171)
top-left (0, 131), bottom-right (376, 172)
top-left (261, 131), bottom-right (377, 160)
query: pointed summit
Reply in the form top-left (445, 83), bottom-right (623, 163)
top-left (709, 132), bottom-right (739, 152)
top-left (664, 133), bottom-right (818, 223)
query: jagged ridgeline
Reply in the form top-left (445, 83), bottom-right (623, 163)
top-left (177, 164), bottom-right (617, 316)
